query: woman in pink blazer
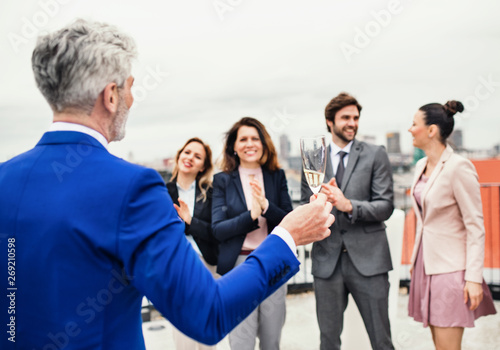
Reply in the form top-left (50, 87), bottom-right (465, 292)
top-left (407, 100), bottom-right (496, 349)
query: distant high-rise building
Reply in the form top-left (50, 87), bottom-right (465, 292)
top-left (494, 144), bottom-right (500, 156)
top-left (450, 129), bottom-right (463, 150)
top-left (386, 132), bottom-right (401, 154)
top-left (288, 156), bottom-right (303, 172)
top-left (279, 134), bottom-right (291, 160)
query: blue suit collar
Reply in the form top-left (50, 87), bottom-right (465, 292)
top-left (37, 131), bottom-right (108, 151)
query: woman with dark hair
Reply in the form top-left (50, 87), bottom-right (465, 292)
top-left (167, 137), bottom-right (219, 350)
top-left (212, 117), bottom-right (293, 350)
top-left (408, 101), bottom-right (496, 349)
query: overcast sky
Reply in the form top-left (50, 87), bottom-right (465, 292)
top-left (1, 0), bottom-right (499, 164)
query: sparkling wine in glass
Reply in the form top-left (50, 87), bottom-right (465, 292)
top-left (300, 136), bottom-right (327, 194)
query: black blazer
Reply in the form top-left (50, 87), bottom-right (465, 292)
top-left (166, 180), bottom-right (218, 266)
top-left (212, 167), bottom-right (293, 275)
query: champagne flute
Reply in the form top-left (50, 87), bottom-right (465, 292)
top-left (300, 136), bottom-right (327, 194)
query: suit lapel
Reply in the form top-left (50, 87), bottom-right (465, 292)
top-left (341, 139), bottom-right (361, 191)
top-left (166, 181), bottom-right (180, 205)
top-left (262, 168), bottom-right (273, 201)
top-left (231, 170), bottom-right (246, 206)
top-left (410, 159), bottom-right (427, 223)
top-left (193, 182), bottom-right (203, 218)
top-left (325, 144), bottom-right (334, 183)
top-left (420, 145), bottom-right (454, 216)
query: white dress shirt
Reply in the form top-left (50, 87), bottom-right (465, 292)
top-left (49, 122), bottom-right (109, 148)
top-left (176, 181), bottom-right (202, 255)
top-left (329, 139), bottom-right (353, 177)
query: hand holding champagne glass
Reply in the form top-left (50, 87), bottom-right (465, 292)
top-left (300, 136), bottom-right (327, 194)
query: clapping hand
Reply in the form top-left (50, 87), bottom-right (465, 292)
top-left (249, 178), bottom-right (268, 220)
top-left (320, 178), bottom-right (352, 213)
top-left (173, 199), bottom-right (192, 225)
top-left (250, 178), bottom-right (268, 210)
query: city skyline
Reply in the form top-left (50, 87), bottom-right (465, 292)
top-left (145, 127), bottom-right (496, 172)
top-left (1, 1), bottom-right (499, 163)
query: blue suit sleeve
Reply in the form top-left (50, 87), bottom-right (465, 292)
top-left (117, 168), bottom-right (299, 345)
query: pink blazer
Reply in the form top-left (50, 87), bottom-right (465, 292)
top-left (410, 145), bottom-right (485, 283)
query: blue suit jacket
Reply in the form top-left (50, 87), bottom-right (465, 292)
top-left (0, 131), bottom-right (299, 349)
top-left (212, 168), bottom-right (293, 275)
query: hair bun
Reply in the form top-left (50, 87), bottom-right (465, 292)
top-left (443, 100), bottom-right (464, 118)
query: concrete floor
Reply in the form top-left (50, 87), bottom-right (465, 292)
top-left (142, 290), bottom-right (500, 350)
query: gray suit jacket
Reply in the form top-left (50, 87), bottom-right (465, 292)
top-left (301, 139), bottom-right (394, 278)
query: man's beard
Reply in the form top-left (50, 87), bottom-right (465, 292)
top-left (111, 93), bottom-right (129, 142)
top-left (333, 125), bottom-right (357, 144)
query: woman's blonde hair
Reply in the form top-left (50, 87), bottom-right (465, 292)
top-left (171, 137), bottom-right (213, 202)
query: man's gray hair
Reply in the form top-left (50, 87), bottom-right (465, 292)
top-left (32, 19), bottom-right (137, 114)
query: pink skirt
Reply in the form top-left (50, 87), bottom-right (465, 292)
top-left (408, 243), bottom-right (497, 328)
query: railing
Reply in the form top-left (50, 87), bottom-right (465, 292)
top-left (287, 244), bottom-right (314, 293)
top-left (480, 184), bottom-right (500, 289)
top-left (286, 205), bottom-right (406, 295)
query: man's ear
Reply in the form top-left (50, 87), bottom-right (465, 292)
top-left (102, 82), bottom-right (119, 114)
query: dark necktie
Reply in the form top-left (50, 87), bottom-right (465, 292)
top-left (336, 151), bottom-right (347, 186)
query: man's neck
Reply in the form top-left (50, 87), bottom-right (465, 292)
top-left (331, 135), bottom-right (349, 149)
top-left (331, 137), bottom-right (353, 151)
top-left (53, 111), bottom-right (111, 142)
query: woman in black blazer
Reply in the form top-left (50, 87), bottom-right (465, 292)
top-left (167, 137), bottom-right (219, 350)
top-left (212, 117), bottom-right (293, 350)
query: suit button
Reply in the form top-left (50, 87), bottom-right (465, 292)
top-left (340, 230), bottom-right (346, 234)
top-left (269, 276), bottom-right (277, 286)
